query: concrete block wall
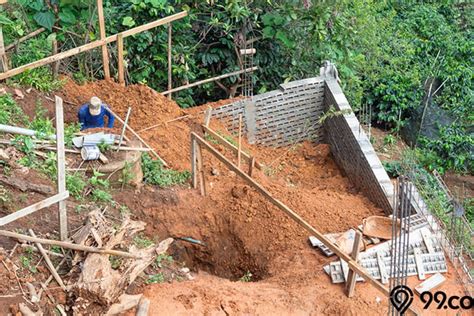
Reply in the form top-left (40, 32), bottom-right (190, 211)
top-left (212, 76), bottom-right (394, 214)
top-left (323, 79), bottom-right (394, 213)
top-left (212, 78), bottom-right (325, 147)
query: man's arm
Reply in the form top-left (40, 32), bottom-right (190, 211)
top-left (78, 105), bottom-right (87, 130)
top-left (103, 105), bottom-right (115, 129)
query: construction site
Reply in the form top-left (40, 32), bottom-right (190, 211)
top-left (0, 5), bottom-right (473, 316)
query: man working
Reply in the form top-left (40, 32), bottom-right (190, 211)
top-left (78, 96), bottom-right (115, 131)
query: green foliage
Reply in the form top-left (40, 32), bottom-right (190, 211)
top-left (154, 253), bottom-right (173, 269)
top-left (145, 272), bottom-right (165, 284)
top-left (65, 123), bottom-right (81, 147)
top-left (0, 93), bottom-right (28, 125)
top-left (239, 271), bottom-right (252, 282)
top-left (133, 234), bottom-right (154, 248)
top-left (119, 161), bottom-right (134, 189)
top-left (97, 140), bottom-right (112, 152)
top-left (383, 134), bottom-right (397, 147)
top-left (0, 185), bottom-right (12, 207)
top-left (66, 173), bottom-right (87, 199)
top-left (91, 188), bottom-right (113, 202)
top-left (109, 255), bottom-right (122, 269)
top-left (20, 254), bottom-right (37, 274)
top-left (141, 153), bottom-right (190, 187)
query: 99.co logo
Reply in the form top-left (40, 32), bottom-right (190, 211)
top-left (420, 291), bottom-right (473, 310)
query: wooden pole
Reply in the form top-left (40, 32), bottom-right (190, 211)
top-left (97, 0), bottom-right (110, 80)
top-left (196, 144), bottom-right (206, 196)
top-left (161, 66), bottom-right (258, 95)
top-left (190, 132), bottom-right (394, 299)
top-left (0, 230), bottom-right (139, 258)
top-left (0, 192), bottom-right (69, 227)
top-left (248, 156), bottom-right (255, 177)
top-left (238, 114), bottom-right (242, 168)
top-left (29, 230), bottom-right (67, 291)
top-left (0, 11), bottom-right (187, 80)
top-left (0, 26), bottom-right (8, 72)
top-left (191, 136), bottom-right (197, 189)
top-left (51, 39), bottom-right (59, 78)
top-left (202, 125), bottom-right (262, 170)
top-left (116, 107), bottom-right (131, 152)
top-left (345, 230), bottom-right (362, 297)
top-left (167, 23), bottom-right (172, 100)
top-left (5, 28), bottom-right (45, 51)
top-left (55, 96), bottom-right (68, 240)
top-left (117, 33), bottom-right (125, 86)
top-left (203, 106), bottom-right (212, 127)
top-left (107, 107), bottom-right (168, 166)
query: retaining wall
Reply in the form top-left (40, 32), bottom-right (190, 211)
top-left (323, 79), bottom-right (394, 213)
top-left (212, 78), bottom-right (325, 147)
top-left (212, 76), bottom-right (394, 214)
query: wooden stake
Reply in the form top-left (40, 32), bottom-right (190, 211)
top-left (0, 230), bottom-right (139, 258)
top-left (191, 137), bottom-right (197, 189)
top-left (167, 23), bottom-right (172, 100)
top-left (248, 156), bottom-right (255, 177)
top-left (0, 26), bottom-right (8, 72)
top-left (117, 33), bottom-right (125, 86)
top-left (97, 0), bottom-right (110, 79)
top-left (345, 230), bottom-right (362, 297)
top-left (161, 66), bottom-right (258, 95)
top-left (196, 144), bottom-right (206, 196)
top-left (52, 38), bottom-right (59, 78)
top-left (56, 96), bottom-right (68, 240)
top-left (107, 107), bottom-right (168, 166)
top-left (29, 229), bottom-right (67, 291)
top-left (203, 106), bottom-right (212, 127)
top-left (116, 107), bottom-right (131, 152)
top-left (238, 114), bottom-right (243, 168)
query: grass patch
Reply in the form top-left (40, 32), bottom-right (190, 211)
top-left (145, 273), bottom-right (165, 284)
top-left (133, 234), bottom-right (154, 248)
top-left (142, 153), bottom-right (190, 187)
top-left (0, 93), bottom-right (28, 125)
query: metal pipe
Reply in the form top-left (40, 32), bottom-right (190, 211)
top-left (0, 124), bottom-right (55, 140)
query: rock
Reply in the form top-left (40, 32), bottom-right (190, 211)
top-left (26, 88), bottom-right (32, 94)
top-left (211, 168), bottom-right (220, 176)
top-left (0, 148), bottom-right (9, 160)
top-left (14, 89), bottom-right (24, 99)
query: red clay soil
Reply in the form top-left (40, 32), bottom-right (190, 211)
top-left (2, 79), bottom-right (468, 315)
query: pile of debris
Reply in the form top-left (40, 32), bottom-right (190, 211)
top-left (0, 210), bottom-right (190, 315)
top-left (310, 213), bottom-right (449, 293)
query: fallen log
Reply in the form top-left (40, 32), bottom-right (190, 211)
top-left (0, 175), bottom-right (54, 195)
top-left (0, 230), bottom-right (139, 259)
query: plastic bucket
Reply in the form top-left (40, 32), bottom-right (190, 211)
top-left (81, 145), bottom-right (100, 161)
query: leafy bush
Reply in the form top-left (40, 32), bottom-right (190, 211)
top-left (0, 94), bottom-right (28, 125)
top-left (141, 153), bottom-right (190, 187)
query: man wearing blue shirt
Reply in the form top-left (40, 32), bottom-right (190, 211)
top-left (78, 96), bottom-right (115, 131)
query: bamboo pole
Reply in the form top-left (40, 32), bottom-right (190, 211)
top-left (107, 107), bottom-right (168, 166)
top-left (237, 114), bottom-right (242, 168)
top-left (0, 27), bottom-right (8, 72)
top-left (56, 96), bottom-right (68, 240)
top-left (0, 230), bottom-right (139, 259)
top-left (117, 33), bottom-right (125, 86)
top-left (116, 107), bottom-right (131, 151)
top-left (29, 230), bottom-right (67, 291)
top-left (5, 28), bottom-right (45, 51)
top-left (0, 11), bottom-right (187, 80)
top-left (161, 66), bottom-right (258, 95)
top-left (167, 23), bottom-right (172, 100)
top-left (97, 0), bottom-right (110, 79)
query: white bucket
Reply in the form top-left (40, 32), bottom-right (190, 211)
top-left (81, 145), bottom-right (100, 161)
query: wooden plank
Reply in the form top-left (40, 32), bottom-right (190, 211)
top-left (51, 39), bottom-right (59, 78)
top-left (202, 125), bottom-right (262, 170)
top-left (0, 230), bottom-right (138, 258)
top-left (191, 137), bottom-right (197, 189)
top-left (248, 156), bottom-right (255, 177)
top-left (117, 33), bottom-right (125, 85)
top-left (196, 144), bottom-right (206, 196)
top-left (167, 23), bottom-right (172, 100)
top-left (29, 230), bottom-right (66, 291)
top-left (237, 114), bottom-right (242, 168)
top-left (0, 11), bottom-right (187, 80)
top-left (161, 67), bottom-right (258, 95)
top-left (6, 27), bottom-right (45, 51)
top-left (413, 248), bottom-right (426, 280)
top-left (55, 96), bottom-right (68, 240)
top-left (415, 273), bottom-right (445, 294)
top-left (346, 230), bottom-right (362, 297)
top-left (0, 192), bottom-right (69, 226)
top-left (191, 132), bottom-right (391, 298)
top-left (107, 107), bottom-right (168, 166)
top-left (376, 252), bottom-right (388, 284)
top-left (97, 0), bottom-right (110, 79)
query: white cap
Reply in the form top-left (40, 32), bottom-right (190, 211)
top-left (89, 97), bottom-right (101, 116)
